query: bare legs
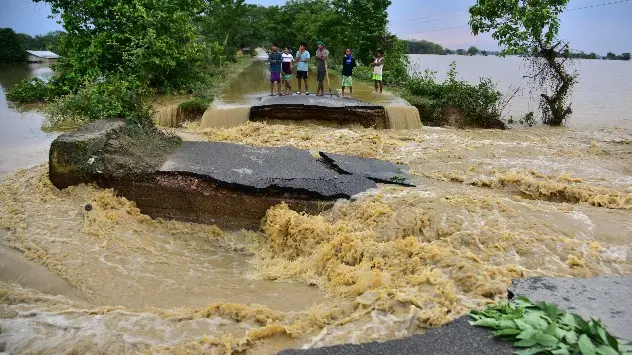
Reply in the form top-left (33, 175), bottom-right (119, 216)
top-left (374, 80), bottom-right (383, 93)
top-left (297, 78), bottom-right (309, 94)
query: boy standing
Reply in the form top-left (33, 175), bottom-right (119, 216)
top-left (281, 46), bottom-right (294, 96)
top-left (295, 42), bottom-right (310, 95)
top-left (371, 49), bottom-right (385, 94)
top-left (314, 40), bottom-right (329, 96)
top-left (268, 43), bottom-right (282, 96)
top-left (341, 48), bottom-right (356, 98)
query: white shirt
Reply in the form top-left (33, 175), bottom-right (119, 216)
top-left (373, 57), bottom-right (384, 75)
top-left (282, 53), bottom-right (294, 62)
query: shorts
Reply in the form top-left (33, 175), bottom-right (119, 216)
top-left (317, 70), bottom-right (326, 82)
top-left (297, 71), bottom-right (308, 79)
top-left (270, 72), bottom-right (281, 82)
top-left (342, 75), bottom-right (353, 87)
top-left (282, 73), bottom-right (293, 81)
top-left (372, 74), bottom-right (383, 81)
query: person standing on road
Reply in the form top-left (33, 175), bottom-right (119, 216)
top-left (341, 48), bottom-right (356, 98)
top-left (268, 43), bottom-right (282, 96)
top-left (281, 46), bottom-right (294, 96)
top-left (371, 49), bottom-right (385, 94)
top-left (295, 42), bottom-right (311, 95)
top-left (314, 40), bottom-right (329, 96)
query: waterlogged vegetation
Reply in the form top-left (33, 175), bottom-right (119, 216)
top-left (402, 63), bottom-right (505, 128)
top-left (470, 297), bottom-right (632, 355)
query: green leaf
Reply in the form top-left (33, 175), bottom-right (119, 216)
top-left (493, 328), bottom-right (522, 337)
top-left (514, 346), bottom-right (548, 355)
top-left (578, 334), bottom-right (597, 355)
top-left (515, 319), bottom-right (533, 331)
top-left (534, 333), bottom-right (559, 346)
top-left (565, 330), bottom-right (578, 344)
top-left (523, 314), bottom-right (548, 330)
top-left (595, 345), bottom-right (619, 355)
top-left (517, 329), bottom-right (539, 340)
top-left (499, 319), bottom-right (517, 329)
top-left (471, 318), bottom-right (500, 328)
top-left (551, 348), bottom-right (571, 355)
top-left (575, 314), bottom-right (591, 333)
top-left (514, 337), bottom-right (539, 348)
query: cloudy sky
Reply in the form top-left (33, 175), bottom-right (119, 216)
top-left (1, 0), bottom-right (630, 54)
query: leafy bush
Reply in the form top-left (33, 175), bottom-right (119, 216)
top-left (470, 296), bottom-right (632, 355)
top-left (6, 78), bottom-right (51, 103)
top-left (45, 76), bottom-right (154, 126)
top-left (404, 62), bottom-right (504, 128)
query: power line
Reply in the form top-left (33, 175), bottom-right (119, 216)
top-left (405, 8), bottom-right (469, 22)
top-left (567, 0), bottom-right (631, 10)
top-left (403, 0), bottom-right (631, 36)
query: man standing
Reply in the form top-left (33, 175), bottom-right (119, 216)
top-left (371, 49), bottom-right (385, 94)
top-left (295, 42), bottom-right (310, 95)
top-left (314, 40), bottom-right (329, 96)
top-left (341, 48), bottom-right (356, 98)
top-left (268, 43), bottom-right (282, 96)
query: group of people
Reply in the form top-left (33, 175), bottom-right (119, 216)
top-left (267, 40), bottom-right (385, 97)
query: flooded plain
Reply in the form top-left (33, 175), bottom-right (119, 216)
top-left (1, 57), bottom-right (631, 353)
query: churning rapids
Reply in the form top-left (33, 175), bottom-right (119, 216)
top-left (1, 122), bottom-right (631, 354)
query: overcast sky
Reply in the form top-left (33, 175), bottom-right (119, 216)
top-left (1, 0), bottom-right (630, 54)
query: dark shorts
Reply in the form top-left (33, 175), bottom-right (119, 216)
top-left (317, 70), bottom-right (326, 82)
top-left (297, 71), bottom-right (308, 79)
top-left (270, 72), bottom-right (281, 82)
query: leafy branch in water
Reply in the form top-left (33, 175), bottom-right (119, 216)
top-left (469, 296), bottom-right (632, 355)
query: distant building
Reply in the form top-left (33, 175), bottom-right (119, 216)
top-left (26, 50), bottom-right (60, 64)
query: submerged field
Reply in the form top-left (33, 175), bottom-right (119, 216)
top-left (1, 123), bottom-right (631, 354)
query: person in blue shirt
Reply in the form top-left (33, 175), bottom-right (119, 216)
top-left (294, 42), bottom-right (311, 95)
top-left (268, 43), bottom-right (282, 96)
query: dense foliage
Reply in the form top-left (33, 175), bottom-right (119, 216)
top-left (406, 39), bottom-right (445, 55)
top-left (470, 0), bottom-right (576, 126)
top-left (0, 28), bottom-right (26, 63)
top-left (470, 297), bottom-right (632, 355)
top-left (18, 31), bottom-right (64, 53)
top-left (403, 62), bottom-right (504, 128)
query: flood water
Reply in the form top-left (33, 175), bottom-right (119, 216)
top-left (1, 57), bottom-right (631, 353)
top-left (410, 54), bottom-right (632, 128)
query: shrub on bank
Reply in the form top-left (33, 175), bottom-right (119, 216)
top-left (45, 76), bottom-right (154, 126)
top-left (403, 62), bottom-right (505, 129)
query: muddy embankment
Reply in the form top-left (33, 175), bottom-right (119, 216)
top-left (1, 122), bottom-right (631, 353)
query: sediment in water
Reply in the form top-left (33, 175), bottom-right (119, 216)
top-left (1, 124), bottom-right (631, 353)
top-left (200, 106), bottom-right (251, 129)
top-left (385, 106), bottom-right (422, 129)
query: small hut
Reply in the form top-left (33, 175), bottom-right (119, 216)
top-left (26, 50), bottom-right (60, 64)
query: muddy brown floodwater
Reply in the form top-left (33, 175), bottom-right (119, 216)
top-left (1, 117), bottom-right (631, 353)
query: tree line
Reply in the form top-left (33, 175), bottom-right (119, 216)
top-left (0, 28), bottom-right (64, 62)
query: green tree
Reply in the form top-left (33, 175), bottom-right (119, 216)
top-left (456, 48), bottom-right (466, 55)
top-left (606, 51), bottom-right (617, 60)
top-left (481, 50), bottom-right (488, 56)
top-left (0, 28), bottom-right (26, 63)
top-left (332, 0), bottom-right (391, 64)
top-left (467, 46), bottom-right (479, 56)
top-left (35, 0), bottom-right (210, 92)
top-left (407, 40), bottom-right (444, 55)
top-left (470, 0), bottom-right (577, 126)
top-left (619, 52), bottom-right (631, 61)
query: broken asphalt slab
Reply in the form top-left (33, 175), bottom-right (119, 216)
top-left (250, 95), bottom-right (390, 128)
top-left (48, 120), bottom-right (415, 228)
top-left (278, 316), bottom-right (514, 355)
top-left (160, 141), bottom-right (377, 199)
top-left (511, 276), bottom-right (632, 341)
top-left (319, 151), bottom-right (414, 186)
